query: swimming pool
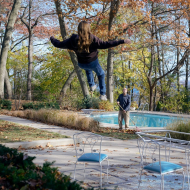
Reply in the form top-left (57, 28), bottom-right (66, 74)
top-left (90, 112), bottom-right (189, 127)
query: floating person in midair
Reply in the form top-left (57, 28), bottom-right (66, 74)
top-left (50, 21), bottom-right (131, 101)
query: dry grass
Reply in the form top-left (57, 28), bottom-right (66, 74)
top-left (98, 101), bottom-right (114, 111)
top-left (2, 109), bottom-right (100, 132)
top-left (0, 120), bottom-right (68, 143)
top-left (166, 120), bottom-right (190, 140)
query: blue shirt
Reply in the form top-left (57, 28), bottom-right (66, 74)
top-left (117, 94), bottom-right (131, 111)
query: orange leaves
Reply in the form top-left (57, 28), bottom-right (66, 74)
top-left (121, 46), bottom-right (130, 52)
top-left (88, 0), bottom-right (94, 4)
top-left (122, 23), bottom-right (128, 30)
top-left (127, 28), bottom-right (133, 37)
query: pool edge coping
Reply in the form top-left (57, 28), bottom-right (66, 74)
top-left (89, 110), bottom-right (190, 118)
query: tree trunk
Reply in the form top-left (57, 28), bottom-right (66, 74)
top-left (131, 86), bottom-right (133, 102)
top-left (4, 69), bottom-right (12, 98)
top-left (14, 69), bottom-right (16, 98)
top-left (153, 84), bottom-right (157, 111)
top-left (155, 23), bottom-right (163, 105)
top-left (107, 48), bottom-right (114, 103)
top-left (153, 54), bottom-right (157, 111)
top-left (176, 15), bottom-right (180, 92)
top-left (177, 46), bottom-right (180, 92)
top-left (128, 60), bottom-right (131, 95)
top-left (186, 17), bottom-right (190, 91)
top-left (0, 0), bottom-right (21, 98)
top-left (27, 29), bottom-right (33, 100)
top-left (107, 0), bottom-right (120, 103)
top-left (54, 0), bottom-right (89, 97)
top-left (159, 29), bottom-right (165, 103)
top-left (185, 57), bottom-right (188, 90)
top-left (149, 85), bottom-right (154, 111)
top-left (148, 2), bottom-right (155, 111)
top-left (122, 58), bottom-right (124, 87)
top-left (60, 70), bottom-right (76, 97)
top-left (148, 45), bottom-right (154, 111)
top-left (26, 0), bottom-right (33, 100)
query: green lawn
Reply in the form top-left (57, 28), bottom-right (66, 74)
top-left (0, 120), bottom-right (69, 143)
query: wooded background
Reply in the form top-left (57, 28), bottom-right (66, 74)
top-left (1, 0), bottom-right (190, 112)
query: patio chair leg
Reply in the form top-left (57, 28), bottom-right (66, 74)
top-left (107, 158), bottom-right (109, 184)
top-left (74, 161), bottom-right (77, 180)
top-left (182, 170), bottom-right (185, 190)
top-left (100, 163), bottom-right (102, 189)
top-left (160, 175), bottom-right (162, 190)
top-left (185, 150), bottom-right (190, 190)
top-left (161, 175), bottom-right (164, 190)
top-left (84, 163), bottom-right (86, 180)
top-left (138, 168), bottom-right (143, 190)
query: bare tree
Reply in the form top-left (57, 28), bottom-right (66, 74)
top-left (0, 0), bottom-right (21, 98)
top-left (107, 0), bottom-right (120, 103)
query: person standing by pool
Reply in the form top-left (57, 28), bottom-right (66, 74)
top-left (50, 21), bottom-right (131, 101)
top-left (117, 88), bottom-right (131, 129)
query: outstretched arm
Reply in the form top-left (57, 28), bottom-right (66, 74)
top-left (50, 36), bottom-right (70, 49)
top-left (93, 35), bottom-right (131, 49)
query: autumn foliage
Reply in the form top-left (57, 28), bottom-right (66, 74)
top-left (1, 0), bottom-right (190, 112)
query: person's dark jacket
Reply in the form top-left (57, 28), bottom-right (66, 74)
top-left (117, 94), bottom-right (131, 111)
top-left (50, 34), bottom-right (125, 64)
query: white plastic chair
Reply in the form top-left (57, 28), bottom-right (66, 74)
top-left (73, 132), bottom-right (109, 188)
top-left (137, 137), bottom-right (185, 190)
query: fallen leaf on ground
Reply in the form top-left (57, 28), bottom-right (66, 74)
top-left (46, 143), bottom-right (52, 147)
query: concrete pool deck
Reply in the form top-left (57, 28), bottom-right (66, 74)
top-left (0, 114), bottom-right (189, 189)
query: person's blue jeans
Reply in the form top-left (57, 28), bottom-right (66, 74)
top-left (78, 59), bottom-right (106, 95)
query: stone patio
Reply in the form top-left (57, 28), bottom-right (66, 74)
top-left (0, 114), bottom-right (189, 189)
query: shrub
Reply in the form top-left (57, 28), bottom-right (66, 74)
top-left (131, 101), bottom-right (138, 109)
top-left (45, 102), bottom-right (60, 109)
top-left (166, 120), bottom-right (190, 140)
top-left (98, 100), bottom-right (114, 111)
top-left (113, 102), bottom-right (120, 111)
top-left (91, 97), bottom-right (100, 109)
top-left (156, 101), bottom-right (161, 111)
top-left (75, 95), bottom-right (100, 110)
top-left (0, 99), bottom-right (12, 110)
top-left (0, 144), bottom-right (88, 189)
top-left (22, 102), bottom-right (34, 110)
top-left (75, 95), bottom-right (114, 111)
top-left (22, 102), bottom-right (60, 110)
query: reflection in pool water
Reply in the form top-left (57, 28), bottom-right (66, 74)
top-left (90, 113), bottom-right (189, 127)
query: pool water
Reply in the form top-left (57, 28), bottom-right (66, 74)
top-left (91, 113), bottom-right (189, 127)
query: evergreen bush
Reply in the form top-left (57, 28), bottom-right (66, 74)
top-left (0, 99), bottom-right (12, 110)
top-left (75, 96), bottom-right (100, 110)
top-left (0, 144), bottom-right (91, 189)
top-left (22, 102), bottom-right (60, 110)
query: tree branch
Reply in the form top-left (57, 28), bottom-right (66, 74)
top-left (153, 49), bottom-right (189, 87)
top-left (20, 6), bottom-right (29, 29)
top-left (10, 35), bottom-right (28, 50)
